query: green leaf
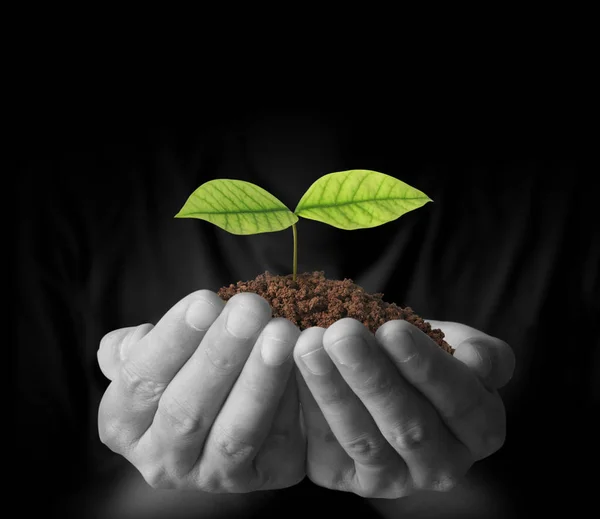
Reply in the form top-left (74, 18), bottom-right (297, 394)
top-left (294, 170), bottom-right (432, 230)
top-left (175, 179), bottom-right (298, 235)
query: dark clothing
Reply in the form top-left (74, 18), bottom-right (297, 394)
top-left (16, 111), bottom-right (597, 518)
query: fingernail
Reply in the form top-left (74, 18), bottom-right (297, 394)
top-left (260, 335), bottom-right (292, 366)
top-left (392, 330), bottom-right (417, 363)
top-left (300, 347), bottom-right (333, 375)
top-left (327, 335), bottom-right (369, 368)
top-left (226, 301), bottom-right (263, 338)
top-left (185, 298), bottom-right (220, 332)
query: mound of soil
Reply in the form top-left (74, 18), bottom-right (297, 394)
top-left (218, 271), bottom-right (454, 355)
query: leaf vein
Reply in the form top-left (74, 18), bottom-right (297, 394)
top-left (227, 182), bottom-right (260, 231)
top-left (351, 172), bottom-right (370, 203)
top-left (354, 201), bottom-right (376, 224)
top-left (297, 196), bottom-right (428, 211)
top-left (336, 172), bottom-right (351, 204)
top-left (211, 184), bottom-right (244, 213)
top-left (246, 182), bottom-right (286, 229)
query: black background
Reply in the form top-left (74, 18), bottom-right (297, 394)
top-left (14, 80), bottom-right (598, 519)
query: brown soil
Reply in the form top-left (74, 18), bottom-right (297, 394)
top-left (218, 271), bottom-right (454, 355)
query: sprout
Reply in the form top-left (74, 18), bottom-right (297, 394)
top-left (176, 170), bottom-right (432, 281)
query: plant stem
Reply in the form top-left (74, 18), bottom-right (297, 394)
top-left (292, 223), bottom-right (298, 282)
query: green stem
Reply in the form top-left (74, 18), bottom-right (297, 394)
top-left (292, 223), bottom-right (298, 282)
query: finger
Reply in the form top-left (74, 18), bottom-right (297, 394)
top-left (294, 328), bottom-right (355, 492)
top-left (97, 324), bottom-right (154, 380)
top-left (294, 326), bottom-right (410, 498)
top-left (454, 338), bottom-right (515, 390)
top-left (198, 317), bottom-right (300, 491)
top-left (98, 290), bottom-right (225, 453)
top-left (135, 292), bottom-right (272, 486)
top-left (323, 319), bottom-right (471, 493)
top-left (253, 367), bottom-right (306, 490)
top-left (376, 320), bottom-right (506, 460)
top-left (426, 320), bottom-right (515, 390)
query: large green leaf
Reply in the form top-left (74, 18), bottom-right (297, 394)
top-left (175, 179), bottom-right (298, 235)
top-left (294, 170), bottom-right (432, 230)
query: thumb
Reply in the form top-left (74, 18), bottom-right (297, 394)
top-left (427, 320), bottom-right (516, 390)
top-left (97, 324), bottom-right (154, 380)
top-left (454, 336), bottom-right (515, 390)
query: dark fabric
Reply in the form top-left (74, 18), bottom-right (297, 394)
top-left (15, 108), bottom-right (596, 518)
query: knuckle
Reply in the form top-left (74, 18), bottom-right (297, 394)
top-left (340, 433), bottom-right (388, 464)
top-left (357, 372), bottom-right (394, 400)
top-left (194, 473), bottom-right (229, 493)
top-left (348, 461), bottom-right (413, 499)
top-left (239, 372), bottom-right (274, 400)
top-left (389, 420), bottom-right (428, 452)
top-left (429, 471), bottom-right (461, 492)
top-left (212, 426), bottom-right (257, 463)
top-left (384, 476), bottom-right (415, 499)
top-left (139, 463), bottom-right (173, 489)
top-left (138, 454), bottom-right (202, 490)
top-left (119, 360), bottom-right (166, 402)
top-left (194, 466), bottom-right (257, 493)
top-left (355, 478), bottom-right (414, 499)
top-left (203, 345), bottom-right (246, 375)
top-left (317, 383), bottom-right (348, 407)
top-left (156, 395), bottom-right (203, 437)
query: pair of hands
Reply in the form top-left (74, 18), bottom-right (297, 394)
top-left (97, 290), bottom-right (514, 498)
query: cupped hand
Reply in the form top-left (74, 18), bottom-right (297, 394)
top-left (97, 291), bottom-right (305, 492)
top-left (293, 318), bottom-right (515, 498)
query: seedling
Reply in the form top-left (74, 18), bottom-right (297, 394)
top-left (175, 170), bottom-right (432, 282)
